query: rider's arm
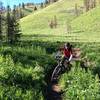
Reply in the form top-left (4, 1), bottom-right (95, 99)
top-left (69, 54), bottom-right (73, 62)
top-left (69, 50), bottom-right (73, 62)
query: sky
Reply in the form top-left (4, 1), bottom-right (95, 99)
top-left (0, 0), bottom-right (45, 8)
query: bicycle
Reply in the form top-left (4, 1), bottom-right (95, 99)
top-left (51, 55), bottom-right (72, 82)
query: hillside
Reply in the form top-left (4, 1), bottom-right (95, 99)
top-left (20, 0), bottom-right (83, 35)
top-left (72, 6), bottom-right (100, 33)
top-left (71, 6), bottom-right (100, 42)
top-left (20, 0), bottom-right (100, 42)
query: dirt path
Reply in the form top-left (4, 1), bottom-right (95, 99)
top-left (46, 82), bottom-right (62, 100)
top-left (45, 67), bottom-right (63, 100)
top-left (45, 63), bottom-right (72, 100)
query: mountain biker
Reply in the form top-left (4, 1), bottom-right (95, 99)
top-left (60, 43), bottom-right (73, 67)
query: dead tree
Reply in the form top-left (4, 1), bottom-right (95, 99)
top-left (49, 16), bottom-right (57, 29)
top-left (98, 0), bottom-right (100, 5)
top-left (75, 3), bottom-right (79, 16)
top-left (53, 16), bottom-right (57, 28)
top-left (66, 22), bottom-right (71, 34)
top-left (49, 20), bottom-right (54, 28)
top-left (93, 0), bottom-right (96, 8)
top-left (90, 0), bottom-right (94, 8)
top-left (84, 0), bottom-right (90, 12)
top-left (84, 0), bottom-right (96, 12)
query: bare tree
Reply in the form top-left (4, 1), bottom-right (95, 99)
top-left (93, 0), bottom-right (96, 8)
top-left (49, 20), bottom-right (54, 28)
top-left (66, 21), bottom-right (71, 34)
top-left (98, 0), bottom-right (100, 5)
top-left (84, 0), bottom-right (90, 12)
top-left (75, 3), bottom-right (79, 16)
top-left (89, 0), bottom-right (96, 9)
top-left (84, 0), bottom-right (97, 12)
top-left (53, 16), bottom-right (57, 28)
top-left (49, 16), bottom-right (58, 29)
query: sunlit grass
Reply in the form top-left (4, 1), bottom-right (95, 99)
top-left (20, 0), bottom-right (100, 42)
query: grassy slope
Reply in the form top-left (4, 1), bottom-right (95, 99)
top-left (72, 6), bottom-right (100, 32)
top-left (20, 0), bottom-right (83, 35)
top-left (71, 6), bottom-right (100, 42)
top-left (20, 0), bottom-right (100, 42)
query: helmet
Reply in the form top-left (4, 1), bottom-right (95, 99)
top-left (64, 43), bottom-right (70, 49)
top-left (67, 42), bottom-right (70, 47)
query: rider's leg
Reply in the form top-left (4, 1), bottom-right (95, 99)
top-left (61, 56), bottom-right (66, 66)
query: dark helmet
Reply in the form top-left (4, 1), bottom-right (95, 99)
top-left (64, 42), bottom-right (70, 48)
top-left (64, 43), bottom-right (72, 51)
top-left (67, 42), bottom-right (70, 48)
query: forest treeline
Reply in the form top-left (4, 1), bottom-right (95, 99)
top-left (0, 5), bottom-right (21, 44)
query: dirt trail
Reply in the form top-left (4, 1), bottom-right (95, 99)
top-left (45, 60), bottom-right (70, 100)
top-left (46, 66), bottom-right (62, 100)
top-left (46, 82), bottom-right (62, 100)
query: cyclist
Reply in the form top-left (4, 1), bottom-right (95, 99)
top-left (60, 43), bottom-right (73, 67)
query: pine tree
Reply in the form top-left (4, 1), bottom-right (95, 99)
top-left (45, 0), bottom-right (49, 4)
top-left (6, 5), bottom-right (11, 43)
top-left (19, 8), bottom-right (24, 18)
top-left (34, 6), bottom-right (37, 11)
top-left (0, 13), bottom-right (3, 40)
top-left (40, 3), bottom-right (44, 8)
top-left (12, 5), bottom-right (17, 18)
top-left (45, 0), bottom-right (49, 7)
top-left (0, 1), bottom-right (4, 40)
top-left (22, 2), bottom-right (25, 9)
top-left (11, 14), bottom-right (21, 43)
top-left (19, 3), bottom-right (21, 8)
top-left (6, 6), bottom-right (21, 44)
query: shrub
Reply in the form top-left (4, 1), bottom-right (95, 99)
top-left (0, 56), bottom-right (44, 99)
top-left (59, 67), bottom-right (100, 100)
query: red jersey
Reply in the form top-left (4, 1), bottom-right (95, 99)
top-left (64, 48), bottom-right (72, 58)
top-left (60, 47), bottom-right (72, 58)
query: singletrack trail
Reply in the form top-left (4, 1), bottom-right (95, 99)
top-left (46, 64), bottom-right (71, 100)
top-left (46, 82), bottom-right (62, 100)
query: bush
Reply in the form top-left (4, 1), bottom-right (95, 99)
top-left (0, 56), bottom-right (44, 99)
top-left (59, 67), bottom-right (100, 100)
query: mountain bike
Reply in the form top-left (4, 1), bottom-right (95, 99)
top-left (51, 55), bottom-right (72, 82)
